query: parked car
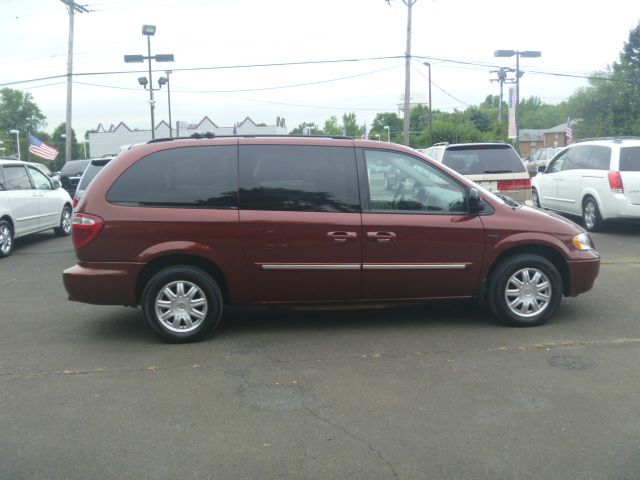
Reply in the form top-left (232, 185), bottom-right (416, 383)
top-left (531, 138), bottom-right (640, 232)
top-left (0, 159), bottom-right (73, 257)
top-left (527, 147), bottom-right (563, 177)
top-left (63, 135), bottom-right (600, 342)
top-left (59, 159), bottom-right (91, 196)
top-left (421, 143), bottom-right (531, 203)
top-left (73, 157), bottom-right (113, 209)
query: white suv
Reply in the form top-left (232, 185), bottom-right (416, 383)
top-left (0, 160), bottom-right (73, 257)
top-left (531, 138), bottom-right (640, 231)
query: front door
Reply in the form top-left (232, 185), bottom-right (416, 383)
top-left (359, 149), bottom-right (485, 300)
top-left (28, 166), bottom-right (60, 229)
top-left (1, 164), bottom-right (40, 236)
top-left (239, 143), bottom-right (362, 303)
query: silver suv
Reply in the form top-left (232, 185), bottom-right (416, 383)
top-left (420, 143), bottom-right (531, 203)
top-left (531, 137), bottom-right (640, 231)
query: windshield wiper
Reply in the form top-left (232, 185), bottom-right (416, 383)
top-left (495, 193), bottom-right (521, 208)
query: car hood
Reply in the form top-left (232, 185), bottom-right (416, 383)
top-left (519, 204), bottom-right (585, 234)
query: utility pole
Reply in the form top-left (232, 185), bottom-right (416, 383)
top-left (60, 0), bottom-right (89, 164)
top-left (387, 0), bottom-right (417, 146)
top-left (490, 67), bottom-right (514, 124)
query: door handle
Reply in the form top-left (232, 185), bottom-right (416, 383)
top-left (367, 231), bottom-right (396, 243)
top-left (327, 231), bottom-right (357, 243)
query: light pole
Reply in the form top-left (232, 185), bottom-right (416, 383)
top-left (81, 139), bottom-right (88, 158)
top-left (494, 49), bottom-right (541, 153)
top-left (158, 70), bottom-right (173, 137)
top-left (124, 25), bottom-right (174, 140)
top-left (423, 62), bottom-right (433, 146)
top-left (9, 129), bottom-right (20, 160)
top-left (375, 134), bottom-right (381, 141)
top-left (384, 125), bottom-right (390, 143)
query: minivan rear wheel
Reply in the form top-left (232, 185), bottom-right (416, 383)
top-left (142, 266), bottom-right (223, 342)
top-left (531, 188), bottom-right (541, 208)
top-left (582, 197), bottom-right (603, 232)
top-left (0, 220), bottom-right (13, 258)
top-left (54, 206), bottom-right (72, 237)
top-left (488, 254), bottom-right (562, 327)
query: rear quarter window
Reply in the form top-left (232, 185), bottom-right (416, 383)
top-left (620, 146), bottom-right (640, 172)
top-left (107, 146), bottom-right (238, 208)
top-left (442, 146), bottom-right (525, 174)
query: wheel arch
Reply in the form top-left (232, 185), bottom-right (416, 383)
top-left (581, 190), bottom-right (607, 220)
top-left (0, 215), bottom-right (14, 231)
top-left (485, 244), bottom-right (570, 297)
top-left (136, 254), bottom-right (231, 305)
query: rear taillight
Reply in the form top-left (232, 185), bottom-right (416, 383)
top-left (72, 196), bottom-right (79, 209)
top-left (71, 213), bottom-right (104, 249)
top-left (608, 171), bottom-right (624, 193)
top-left (497, 178), bottom-right (531, 191)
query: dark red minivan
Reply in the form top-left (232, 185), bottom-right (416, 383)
top-left (63, 136), bottom-right (600, 342)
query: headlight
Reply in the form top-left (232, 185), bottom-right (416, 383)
top-left (572, 233), bottom-right (592, 251)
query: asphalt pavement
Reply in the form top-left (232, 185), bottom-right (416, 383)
top-left (1, 223), bottom-right (640, 480)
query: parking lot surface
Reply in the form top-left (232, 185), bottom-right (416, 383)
top-left (2, 223), bottom-right (640, 479)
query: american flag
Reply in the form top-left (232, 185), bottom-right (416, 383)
top-left (360, 124), bottom-right (369, 140)
top-left (565, 118), bottom-right (574, 145)
top-left (28, 134), bottom-right (59, 161)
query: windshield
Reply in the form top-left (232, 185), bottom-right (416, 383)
top-left (77, 160), bottom-right (111, 190)
top-left (442, 145), bottom-right (526, 174)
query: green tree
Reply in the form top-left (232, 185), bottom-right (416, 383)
top-left (51, 123), bottom-right (81, 169)
top-left (0, 88), bottom-right (46, 157)
top-left (342, 112), bottom-right (360, 137)
top-left (323, 116), bottom-right (342, 136)
top-left (289, 122), bottom-right (320, 135)
top-left (371, 112), bottom-right (403, 143)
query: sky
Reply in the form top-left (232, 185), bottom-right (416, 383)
top-left (1, 0), bottom-right (640, 138)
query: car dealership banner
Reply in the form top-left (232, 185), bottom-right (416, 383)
top-left (508, 87), bottom-right (517, 139)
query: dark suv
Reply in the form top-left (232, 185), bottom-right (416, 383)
top-left (63, 136), bottom-right (600, 342)
top-left (59, 159), bottom-right (91, 196)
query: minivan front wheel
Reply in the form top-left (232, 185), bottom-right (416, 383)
top-left (142, 266), bottom-right (223, 342)
top-left (582, 197), bottom-right (603, 232)
top-left (488, 254), bottom-right (562, 327)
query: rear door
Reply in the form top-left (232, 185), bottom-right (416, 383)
top-left (359, 148), bottom-right (484, 300)
top-left (239, 142), bottom-right (362, 303)
top-left (619, 146), bottom-right (640, 205)
top-left (27, 166), bottom-right (61, 229)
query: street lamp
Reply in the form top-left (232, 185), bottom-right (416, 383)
top-left (423, 62), bottom-right (433, 146)
top-left (375, 134), bottom-right (381, 141)
top-left (384, 125), bottom-right (390, 143)
top-left (9, 129), bottom-right (20, 160)
top-left (158, 70), bottom-right (173, 137)
top-left (81, 139), bottom-right (89, 159)
top-left (124, 25), bottom-right (174, 140)
top-left (494, 49), bottom-right (541, 152)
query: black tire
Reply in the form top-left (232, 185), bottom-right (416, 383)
top-left (531, 188), bottom-right (541, 208)
top-left (487, 254), bottom-right (562, 327)
top-left (54, 205), bottom-right (72, 237)
top-left (141, 266), bottom-right (223, 343)
top-left (582, 196), bottom-right (603, 232)
top-left (0, 220), bottom-right (14, 258)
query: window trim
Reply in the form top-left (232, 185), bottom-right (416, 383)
top-left (27, 166), bottom-right (53, 191)
top-left (2, 164), bottom-right (34, 191)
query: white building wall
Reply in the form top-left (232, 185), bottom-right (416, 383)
top-left (89, 124), bottom-right (170, 157)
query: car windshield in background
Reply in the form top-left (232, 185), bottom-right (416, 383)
top-left (442, 145), bottom-right (526, 175)
top-left (620, 147), bottom-right (640, 171)
top-left (77, 159), bottom-right (111, 191)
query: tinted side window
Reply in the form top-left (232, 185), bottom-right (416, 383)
top-left (3, 166), bottom-right (33, 190)
top-left (586, 146), bottom-right (611, 170)
top-left (0, 166), bottom-right (5, 190)
top-left (620, 146), bottom-right (640, 172)
top-left (239, 145), bottom-right (359, 212)
top-left (107, 146), bottom-right (238, 208)
top-left (28, 167), bottom-right (52, 190)
top-left (364, 150), bottom-right (467, 213)
top-left (562, 145), bottom-right (590, 170)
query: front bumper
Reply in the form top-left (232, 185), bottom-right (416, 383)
top-left (63, 262), bottom-right (143, 306)
top-left (566, 257), bottom-right (600, 296)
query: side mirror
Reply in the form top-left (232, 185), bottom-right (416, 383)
top-left (53, 179), bottom-right (61, 189)
top-left (469, 188), bottom-right (485, 213)
top-left (537, 165), bottom-right (546, 173)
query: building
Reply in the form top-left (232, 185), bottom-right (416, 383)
top-left (519, 122), bottom-right (572, 158)
top-left (88, 116), bottom-right (288, 157)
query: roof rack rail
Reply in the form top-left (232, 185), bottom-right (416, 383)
top-left (146, 134), bottom-right (355, 144)
top-left (576, 136), bottom-right (640, 143)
